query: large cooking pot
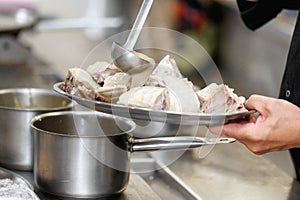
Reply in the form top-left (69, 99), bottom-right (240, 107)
top-left (0, 88), bottom-right (74, 171)
top-left (30, 111), bottom-right (234, 198)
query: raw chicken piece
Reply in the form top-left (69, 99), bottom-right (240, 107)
top-left (144, 55), bottom-right (200, 112)
top-left (86, 61), bottom-right (121, 85)
top-left (196, 83), bottom-right (247, 113)
top-left (152, 55), bottom-right (183, 78)
top-left (64, 68), bottom-right (100, 100)
top-left (162, 76), bottom-right (200, 112)
top-left (95, 87), bottom-right (128, 103)
top-left (103, 72), bottom-right (132, 89)
top-left (117, 86), bottom-right (181, 112)
top-left (63, 56), bottom-right (246, 114)
top-left (96, 72), bottom-right (132, 103)
top-left (146, 55), bottom-right (183, 88)
top-left (64, 68), bottom-right (131, 103)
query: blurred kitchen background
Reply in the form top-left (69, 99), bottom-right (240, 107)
top-left (1, 0), bottom-right (299, 192)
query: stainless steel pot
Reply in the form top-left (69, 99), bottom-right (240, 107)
top-left (132, 119), bottom-right (198, 138)
top-left (30, 111), bottom-right (234, 198)
top-left (0, 88), bottom-right (74, 171)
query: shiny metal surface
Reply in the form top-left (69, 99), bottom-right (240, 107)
top-left (30, 111), bottom-right (235, 198)
top-left (0, 88), bottom-right (73, 171)
top-left (0, 9), bottom-right (36, 34)
top-left (54, 82), bottom-right (255, 126)
top-left (131, 148), bottom-right (300, 200)
top-left (111, 42), bottom-right (153, 74)
top-left (164, 144), bottom-right (300, 200)
top-left (31, 111), bottom-right (133, 198)
top-left (131, 156), bottom-right (200, 200)
top-left (16, 169), bottom-right (162, 200)
top-left (111, 0), bottom-right (153, 74)
top-left (130, 137), bottom-right (235, 152)
top-left (132, 118), bottom-right (199, 138)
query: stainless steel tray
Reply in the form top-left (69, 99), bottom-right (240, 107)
top-left (54, 82), bottom-right (255, 125)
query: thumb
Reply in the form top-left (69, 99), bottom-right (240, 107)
top-left (245, 95), bottom-right (270, 115)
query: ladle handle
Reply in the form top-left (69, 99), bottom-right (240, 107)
top-left (124, 0), bottom-right (154, 50)
top-left (129, 136), bottom-right (236, 152)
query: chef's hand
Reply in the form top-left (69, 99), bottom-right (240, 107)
top-left (209, 95), bottom-right (300, 154)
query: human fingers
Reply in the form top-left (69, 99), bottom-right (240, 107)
top-left (245, 95), bottom-right (268, 111)
top-left (220, 123), bottom-right (254, 140)
top-left (209, 122), bottom-right (252, 140)
top-left (217, 123), bottom-right (271, 155)
top-left (244, 95), bottom-right (275, 118)
top-left (209, 122), bottom-right (273, 154)
top-left (208, 125), bottom-right (224, 136)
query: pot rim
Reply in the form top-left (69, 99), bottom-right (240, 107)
top-left (0, 88), bottom-right (75, 111)
top-left (30, 111), bottom-right (136, 138)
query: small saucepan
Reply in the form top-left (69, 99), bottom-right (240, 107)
top-left (30, 111), bottom-right (234, 198)
top-left (0, 88), bottom-right (74, 171)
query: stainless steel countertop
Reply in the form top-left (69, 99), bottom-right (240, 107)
top-left (12, 144), bottom-right (300, 200)
top-left (129, 140), bottom-right (300, 200)
top-left (168, 143), bottom-right (300, 199)
top-left (14, 170), bottom-right (161, 200)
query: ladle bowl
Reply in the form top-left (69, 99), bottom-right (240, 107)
top-left (111, 42), bottom-right (153, 74)
top-left (111, 0), bottom-right (154, 74)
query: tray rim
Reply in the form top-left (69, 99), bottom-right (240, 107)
top-left (53, 82), bottom-right (255, 125)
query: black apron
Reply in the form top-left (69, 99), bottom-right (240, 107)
top-left (236, 0), bottom-right (300, 181)
top-left (279, 11), bottom-right (300, 182)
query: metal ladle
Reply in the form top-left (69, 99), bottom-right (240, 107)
top-left (111, 0), bottom-right (154, 75)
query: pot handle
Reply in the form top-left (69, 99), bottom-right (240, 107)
top-left (129, 136), bottom-right (236, 152)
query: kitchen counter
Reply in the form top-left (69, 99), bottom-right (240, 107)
top-left (15, 170), bottom-right (161, 200)
top-left (168, 143), bottom-right (300, 199)
top-left (9, 143), bottom-right (300, 200)
top-left (135, 141), bottom-right (300, 200)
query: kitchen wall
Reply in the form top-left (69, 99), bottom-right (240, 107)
top-left (219, 4), bottom-right (296, 98)
top-left (21, 0), bottom-right (130, 77)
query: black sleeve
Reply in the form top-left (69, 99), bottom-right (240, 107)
top-left (237, 0), bottom-right (283, 30)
